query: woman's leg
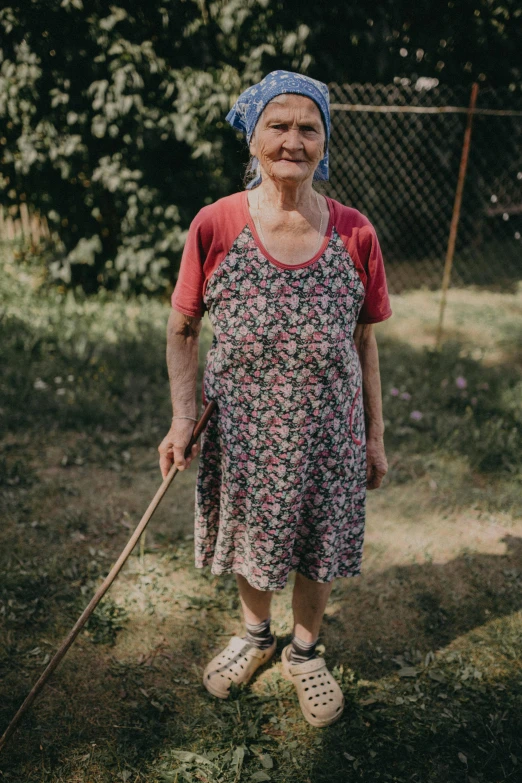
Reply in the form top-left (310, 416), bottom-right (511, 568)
top-left (283, 573), bottom-right (345, 727)
top-left (236, 573), bottom-right (273, 624)
top-left (202, 574), bottom-right (275, 698)
top-left (292, 572), bottom-right (333, 643)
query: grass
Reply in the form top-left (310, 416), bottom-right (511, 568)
top-left (0, 243), bottom-right (521, 782)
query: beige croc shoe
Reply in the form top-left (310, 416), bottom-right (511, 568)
top-left (281, 644), bottom-right (345, 727)
top-left (203, 635), bottom-right (277, 699)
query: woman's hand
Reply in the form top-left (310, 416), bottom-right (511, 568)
top-left (366, 434), bottom-right (388, 490)
top-left (158, 420), bottom-right (200, 479)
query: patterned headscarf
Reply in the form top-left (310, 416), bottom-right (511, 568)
top-left (226, 70), bottom-right (331, 189)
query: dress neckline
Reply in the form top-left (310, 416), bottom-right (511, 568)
top-left (242, 190), bottom-right (334, 270)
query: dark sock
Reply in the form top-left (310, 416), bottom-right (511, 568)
top-left (243, 618), bottom-right (274, 650)
top-left (288, 634), bottom-right (318, 664)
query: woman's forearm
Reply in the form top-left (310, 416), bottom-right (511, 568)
top-left (354, 324), bottom-right (384, 439)
top-left (166, 311), bottom-right (201, 417)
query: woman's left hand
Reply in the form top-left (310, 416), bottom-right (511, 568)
top-left (366, 434), bottom-right (388, 489)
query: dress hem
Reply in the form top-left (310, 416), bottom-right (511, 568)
top-left (194, 558), bottom-right (362, 592)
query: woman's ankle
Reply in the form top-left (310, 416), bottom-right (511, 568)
top-left (243, 617), bottom-right (274, 650)
top-left (288, 634), bottom-right (318, 663)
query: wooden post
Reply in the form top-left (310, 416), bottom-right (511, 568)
top-left (30, 209), bottom-right (41, 248)
top-left (435, 82), bottom-right (479, 349)
top-left (20, 202), bottom-right (31, 238)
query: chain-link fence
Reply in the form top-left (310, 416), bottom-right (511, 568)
top-left (323, 82), bottom-right (522, 294)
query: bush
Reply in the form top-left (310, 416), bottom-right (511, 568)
top-left (0, 1), bottom-right (311, 293)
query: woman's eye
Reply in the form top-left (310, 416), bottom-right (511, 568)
top-left (269, 124), bottom-right (318, 133)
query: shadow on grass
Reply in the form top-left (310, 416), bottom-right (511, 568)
top-left (324, 534), bottom-right (522, 677)
top-left (311, 665), bottom-right (522, 783)
top-left (0, 311), bottom-right (172, 436)
top-left (0, 535), bottom-right (521, 781)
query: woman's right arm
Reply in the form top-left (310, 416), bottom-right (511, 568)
top-left (158, 309), bottom-right (202, 478)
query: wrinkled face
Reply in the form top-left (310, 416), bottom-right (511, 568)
top-left (249, 94), bottom-right (326, 186)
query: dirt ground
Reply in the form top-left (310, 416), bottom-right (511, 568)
top-left (1, 285), bottom-right (521, 782)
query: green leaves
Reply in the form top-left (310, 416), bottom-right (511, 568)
top-left (155, 744), bottom-right (271, 783)
top-left (0, 0), bottom-right (322, 294)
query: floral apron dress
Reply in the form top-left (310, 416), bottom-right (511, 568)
top-left (194, 224), bottom-right (367, 591)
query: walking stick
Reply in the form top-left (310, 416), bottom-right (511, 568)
top-left (0, 399), bottom-right (218, 753)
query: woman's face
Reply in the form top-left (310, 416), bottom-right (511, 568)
top-left (249, 94), bottom-right (326, 186)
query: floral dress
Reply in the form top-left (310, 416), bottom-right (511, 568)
top-left (171, 191), bottom-right (391, 591)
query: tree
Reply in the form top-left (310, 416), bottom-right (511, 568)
top-left (0, 0), bottom-right (311, 291)
top-left (1, 0), bottom-right (520, 293)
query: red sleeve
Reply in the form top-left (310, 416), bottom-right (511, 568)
top-left (171, 208), bottom-right (210, 318)
top-left (355, 220), bottom-right (392, 324)
top-left (330, 198), bottom-right (392, 325)
top-left (171, 192), bottom-right (247, 318)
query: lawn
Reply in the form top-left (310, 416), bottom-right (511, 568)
top-left (0, 245), bottom-right (521, 782)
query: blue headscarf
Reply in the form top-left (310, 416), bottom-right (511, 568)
top-left (226, 70), bottom-right (330, 189)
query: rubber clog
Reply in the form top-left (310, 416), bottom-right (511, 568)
top-left (203, 635), bottom-right (277, 699)
top-left (281, 644), bottom-right (345, 727)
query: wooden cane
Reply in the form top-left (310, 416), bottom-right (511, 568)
top-left (0, 399), bottom-right (218, 753)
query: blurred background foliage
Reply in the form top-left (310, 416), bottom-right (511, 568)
top-left (0, 0), bottom-right (521, 294)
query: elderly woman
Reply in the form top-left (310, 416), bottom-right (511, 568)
top-left (159, 71), bottom-right (391, 727)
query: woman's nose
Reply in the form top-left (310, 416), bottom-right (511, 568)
top-left (281, 129), bottom-right (304, 149)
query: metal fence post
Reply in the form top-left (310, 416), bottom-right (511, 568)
top-left (435, 83), bottom-right (480, 349)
